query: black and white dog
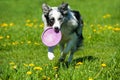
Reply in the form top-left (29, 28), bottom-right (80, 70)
top-left (42, 3), bottom-right (84, 63)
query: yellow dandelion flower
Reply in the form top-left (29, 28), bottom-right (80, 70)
top-left (1, 23), bottom-right (8, 27)
top-left (0, 36), bottom-right (3, 40)
top-left (9, 62), bottom-right (15, 65)
top-left (40, 23), bottom-right (44, 28)
top-left (103, 15), bottom-right (106, 19)
top-left (6, 35), bottom-right (10, 39)
top-left (9, 23), bottom-right (14, 26)
top-left (25, 23), bottom-right (29, 26)
top-left (27, 41), bottom-right (31, 44)
top-left (34, 42), bottom-right (40, 45)
top-left (29, 63), bottom-right (35, 67)
top-left (113, 28), bottom-right (120, 31)
top-left (97, 24), bottom-right (101, 27)
top-left (26, 19), bottom-right (31, 23)
top-left (76, 62), bottom-right (83, 65)
top-left (23, 63), bottom-right (28, 67)
top-left (28, 23), bottom-right (34, 27)
top-left (108, 26), bottom-right (112, 30)
top-left (12, 42), bottom-right (16, 45)
top-left (27, 71), bottom-right (32, 75)
top-left (21, 41), bottom-right (24, 44)
top-left (34, 66), bottom-right (42, 70)
top-left (106, 14), bottom-right (111, 18)
top-left (90, 24), bottom-right (94, 27)
top-left (103, 14), bottom-right (111, 19)
top-left (55, 74), bottom-right (58, 78)
top-left (12, 65), bottom-right (17, 69)
top-left (12, 41), bottom-right (19, 45)
top-left (89, 78), bottom-right (93, 80)
top-left (53, 66), bottom-right (58, 70)
top-left (47, 77), bottom-right (51, 80)
top-left (104, 25), bottom-right (108, 28)
top-left (101, 63), bottom-right (106, 67)
top-left (93, 29), bottom-right (97, 32)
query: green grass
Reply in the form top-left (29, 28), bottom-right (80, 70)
top-left (0, 0), bottom-right (120, 80)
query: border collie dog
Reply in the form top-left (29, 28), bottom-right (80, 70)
top-left (42, 3), bottom-right (84, 63)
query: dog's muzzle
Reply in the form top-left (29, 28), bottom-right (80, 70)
top-left (54, 27), bottom-right (60, 33)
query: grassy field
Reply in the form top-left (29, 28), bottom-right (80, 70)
top-left (0, 0), bottom-right (120, 80)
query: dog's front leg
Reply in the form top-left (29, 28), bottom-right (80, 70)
top-left (48, 46), bottom-right (55, 60)
top-left (59, 43), bottom-right (64, 53)
top-left (59, 41), bottom-right (74, 62)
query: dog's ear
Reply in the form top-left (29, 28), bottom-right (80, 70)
top-left (58, 3), bottom-right (69, 15)
top-left (42, 3), bottom-right (52, 16)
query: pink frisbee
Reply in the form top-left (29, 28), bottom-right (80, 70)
top-left (41, 27), bottom-right (62, 47)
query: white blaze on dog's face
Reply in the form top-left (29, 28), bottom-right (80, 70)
top-left (49, 7), bottom-right (64, 32)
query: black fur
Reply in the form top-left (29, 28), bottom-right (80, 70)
top-left (72, 10), bottom-right (84, 48)
top-left (44, 14), bottom-right (54, 26)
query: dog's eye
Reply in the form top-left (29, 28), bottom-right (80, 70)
top-left (49, 18), bottom-right (54, 26)
top-left (58, 17), bottom-right (62, 21)
top-left (50, 18), bottom-right (54, 23)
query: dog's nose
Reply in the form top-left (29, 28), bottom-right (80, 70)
top-left (54, 27), bottom-right (60, 33)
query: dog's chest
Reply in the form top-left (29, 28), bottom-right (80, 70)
top-left (60, 20), bottom-right (78, 42)
top-left (61, 17), bottom-right (78, 34)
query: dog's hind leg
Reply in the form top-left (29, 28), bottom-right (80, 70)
top-left (48, 46), bottom-right (55, 60)
top-left (59, 43), bottom-right (64, 53)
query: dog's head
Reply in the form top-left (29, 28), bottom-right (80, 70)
top-left (42, 3), bottom-right (69, 32)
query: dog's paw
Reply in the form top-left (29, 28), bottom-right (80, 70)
top-left (48, 52), bottom-right (55, 60)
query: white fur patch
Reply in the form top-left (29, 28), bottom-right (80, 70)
top-left (48, 52), bottom-right (55, 60)
top-left (49, 8), bottom-right (62, 29)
